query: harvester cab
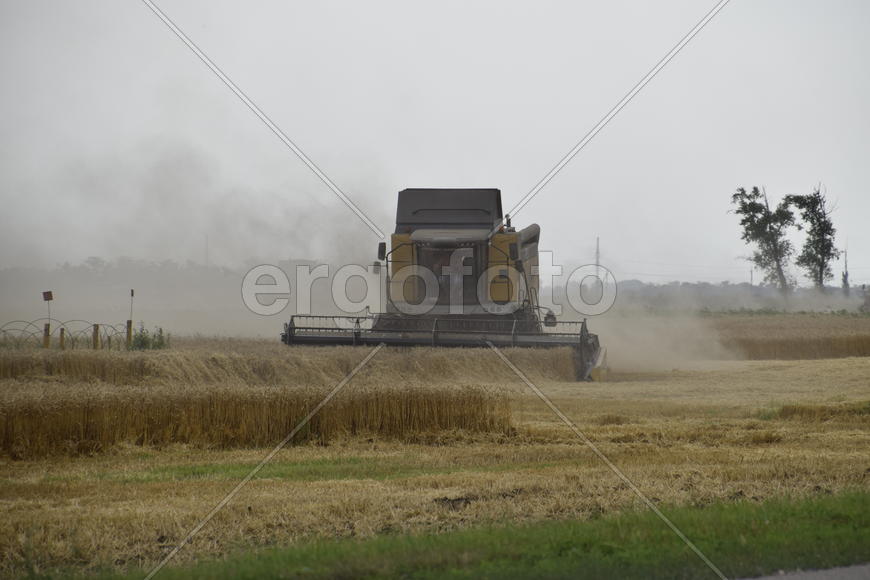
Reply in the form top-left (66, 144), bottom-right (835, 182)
top-left (282, 188), bottom-right (606, 381)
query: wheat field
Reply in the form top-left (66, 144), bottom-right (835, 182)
top-left (0, 346), bottom-right (553, 458)
top-left (0, 314), bottom-right (868, 576)
top-left (711, 313), bottom-right (870, 359)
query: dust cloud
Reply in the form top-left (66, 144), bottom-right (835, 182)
top-left (590, 314), bottom-right (732, 372)
top-left (0, 138), bottom-right (391, 270)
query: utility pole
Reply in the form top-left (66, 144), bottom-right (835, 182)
top-left (842, 249), bottom-right (850, 297)
top-left (595, 236), bottom-right (600, 279)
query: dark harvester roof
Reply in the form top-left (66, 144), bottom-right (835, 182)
top-left (395, 188), bottom-right (503, 232)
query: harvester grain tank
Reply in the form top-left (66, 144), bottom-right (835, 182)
top-left (282, 188), bottom-right (606, 380)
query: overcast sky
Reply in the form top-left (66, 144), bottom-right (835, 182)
top-left (1, 0), bottom-right (868, 285)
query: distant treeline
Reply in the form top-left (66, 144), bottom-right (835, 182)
top-left (557, 278), bottom-right (867, 314)
top-left (1, 258), bottom-right (867, 338)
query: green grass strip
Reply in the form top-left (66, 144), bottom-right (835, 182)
top-left (103, 491), bottom-right (869, 580)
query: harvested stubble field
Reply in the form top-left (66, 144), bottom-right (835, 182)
top-left (0, 314), bottom-right (868, 578)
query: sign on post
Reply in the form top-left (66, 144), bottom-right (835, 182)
top-left (42, 290), bottom-right (54, 328)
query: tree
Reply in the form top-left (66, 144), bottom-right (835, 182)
top-left (785, 187), bottom-right (840, 291)
top-left (731, 186), bottom-right (795, 295)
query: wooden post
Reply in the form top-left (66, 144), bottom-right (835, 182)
top-left (59, 327), bottom-right (66, 350)
top-left (92, 324), bottom-right (100, 349)
top-left (43, 323), bottom-right (50, 349)
top-left (126, 320), bottom-right (133, 350)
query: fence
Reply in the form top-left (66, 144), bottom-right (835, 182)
top-left (0, 319), bottom-right (134, 350)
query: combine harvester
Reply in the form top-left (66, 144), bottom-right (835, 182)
top-left (282, 189), bottom-right (606, 381)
